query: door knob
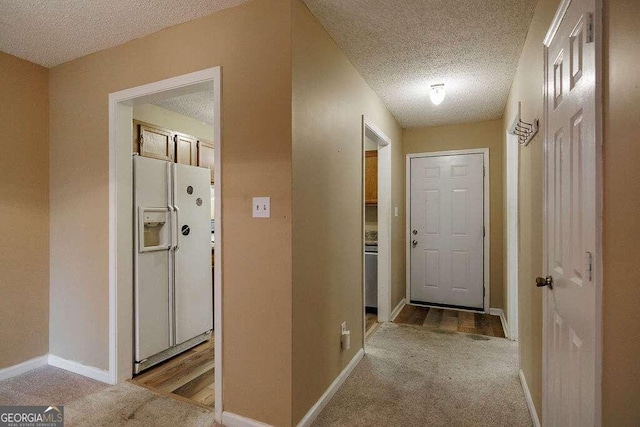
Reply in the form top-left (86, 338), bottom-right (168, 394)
top-left (535, 276), bottom-right (553, 290)
top-left (412, 230), bottom-right (418, 235)
top-left (412, 240), bottom-right (418, 247)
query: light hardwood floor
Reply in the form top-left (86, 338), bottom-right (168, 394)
top-left (365, 312), bottom-right (379, 339)
top-left (130, 337), bottom-right (214, 408)
top-left (394, 305), bottom-right (505, 338)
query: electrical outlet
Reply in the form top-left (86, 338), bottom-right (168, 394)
top-left (340, 321), bottom-right (350, 351)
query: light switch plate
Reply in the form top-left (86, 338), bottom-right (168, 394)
top-left (252, 197), bottom-right (270, 218)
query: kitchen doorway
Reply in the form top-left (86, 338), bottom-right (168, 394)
top-left (108, 68), bottom-right (222, 421)
top-left (364, 138), bottom-right (379, 338)
top-left (361, 116), bottom-right (392, 345)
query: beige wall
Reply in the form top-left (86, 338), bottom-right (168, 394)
top-left (291, 0), bottom-right (404, 423)
top-left (132, 103), bottom-right (215, 141)
top-left (48, 0), bottom-right (292, 424)
top-left (404, 120), bottom-right (504, 309)
top-left (0, 51), bottom-right (49, 369)
top-left (502, 0), bottom-right (560, 415)
top-left (602, 0), bottom-right (640, 423)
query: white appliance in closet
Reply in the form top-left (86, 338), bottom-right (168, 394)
top-left (133, 156), bottom-right (212, 373)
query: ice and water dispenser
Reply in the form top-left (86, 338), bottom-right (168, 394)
top-left (139, 208), bottom-right (171, 251)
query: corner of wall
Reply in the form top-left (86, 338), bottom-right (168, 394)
top-left (0, 51), bottom-right (50, 370)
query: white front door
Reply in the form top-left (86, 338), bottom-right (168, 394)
top-left (544, 0), bottom-right (598, 424)
top-left (409, 153), bottom-right (485, 310)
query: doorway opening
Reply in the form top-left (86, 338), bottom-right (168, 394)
top-left (108, 68), bottom-right (222, 421)
top-left (361, 116), bottom-right (392, 345)
top-left (364, 135), bottom-right (379, 338)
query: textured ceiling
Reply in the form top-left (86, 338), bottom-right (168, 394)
top-left (0, 0), bottom-right (249, 68)
top-left (152, 89), bottom-right (215, 125)
top-left (1, 0), bottom-right (535, 127)
top-left (303, 0), bottom-right (537, 128)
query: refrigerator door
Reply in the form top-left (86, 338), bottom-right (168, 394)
top-left (172, 163), bottom-right (213, 345)
top-left (134, 156), bottom-right (172, 362)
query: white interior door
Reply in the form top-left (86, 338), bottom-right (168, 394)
top-left (173, 163), bottom-right (213, 345)
top-left (409, 153), bottom-right (485, 310)
top-left (544, 0), bottom-right (598, 424)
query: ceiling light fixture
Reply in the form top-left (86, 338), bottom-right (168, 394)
top-left (429, 84), bottom-right (446, 106)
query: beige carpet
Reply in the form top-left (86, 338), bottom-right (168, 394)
top-left (64, 382), bottom-right (215, 426)
top-left (0, 366), bottom-right (216, 426)
top-left (312, 322), bottom-right (532, 427)
top-left (0, 365), bottom-right (107, 406)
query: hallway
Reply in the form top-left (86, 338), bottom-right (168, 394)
top-left (313, 323), bottom-right (531, 426)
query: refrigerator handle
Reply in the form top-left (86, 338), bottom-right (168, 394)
top-left (168, 205), bottom-right (175, 346)
top-left (171, 163), bottom-right (180, 252)
top-left (168, 206), bottom-right (176, 250)
top-left (173, 206), bottom-right (180, 251)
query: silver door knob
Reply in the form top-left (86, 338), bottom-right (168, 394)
top-left (412, 240), bottom-right (418, 246)
top-left (412, 230), bottom-right (418, 235)
top-left (535, 276), bottom-right (553, 290)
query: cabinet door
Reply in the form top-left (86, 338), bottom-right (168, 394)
top-left (138, 122), bottom-right (174, 161)
top-left (365, 150), bottom-right (378, 205)
top-left (197, 140), bottom-right (215, 183)
top-left (175, 133), bottom-right (197, 166)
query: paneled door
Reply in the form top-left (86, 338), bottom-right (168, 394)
top-left (543, 0), bottom-right (599, 425)
top-left (409, 152), bottom-right (485, 310)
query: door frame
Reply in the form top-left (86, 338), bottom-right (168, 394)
top-left (542, 0), bottom-right (603, 423)
top-left (361, 116), bottom-right (392, 348)
top-left (367, 118), bottom-right (392, 324)
top-left (405, 148), bottom-right (490, 313)
top-left (506, 129), bottom-right (520, 341)
top-left (107, 67), bottom-right (223, 422)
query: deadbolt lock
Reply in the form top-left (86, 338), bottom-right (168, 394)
top-left (412, 229), bottom-right (418, 235)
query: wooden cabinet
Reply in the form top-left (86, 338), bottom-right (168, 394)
top-left (135, 121), bottom-right (174, 162)
top-left (133, 120), bottom-right (213, 176)
top-left (365, 150), bottom-right (378, 205)
top-left (197, 140), bottom-right (215, 183)
top-left (174, 132), bottom-right (197, 166)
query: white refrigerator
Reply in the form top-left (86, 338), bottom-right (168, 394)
top-left (133, 156), bottom-right (213, 373)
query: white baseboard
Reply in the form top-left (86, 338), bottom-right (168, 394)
top-left (519, 369), bottom-right (541, 427)
top-left (390, 298), bottom-right (406, 322)
top-left (0, 354), bottom-right (48, 382)
top-left (48, 354), bottom-right (111, 384)
top-left (297, 348), bottom-right (365, 427)
top-left (489, 308), bottom-right (509, 339)
top-left (221, 411), bottom-right (272, 427)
